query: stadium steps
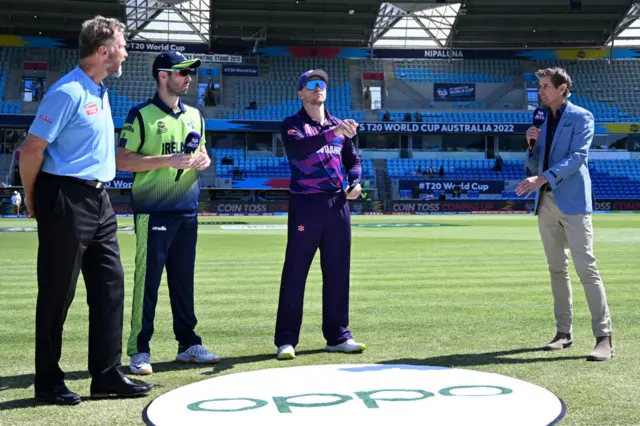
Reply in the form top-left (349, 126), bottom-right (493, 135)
top-left (4, 57), bottom-right (24, 103)
top-left (221, 77), bottom-right (239, 109)
top-left (373, 159), bottom-right (392, 200)
top-left (364, 109), bottom-right (378, 121)
top-left (200, 159), bottom-right (217, 188)
top-left (0, 154), bottom-right (14, 185)
top-left (349, 62), bottom-right (363, 110)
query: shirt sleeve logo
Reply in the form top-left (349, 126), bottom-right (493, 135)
top-left (287, 129), bottom-right (296, 135)
top-left (122, 123), bottom-right (135, 133)
top-left (85, 103), bottom-right (99, 116)
top-left (38, 114), bottom-right (53, 124)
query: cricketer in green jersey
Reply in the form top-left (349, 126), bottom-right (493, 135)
top-left (116, 51), bottom-right (218, 376)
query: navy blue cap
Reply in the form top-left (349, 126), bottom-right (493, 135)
top-left (152, 51), bottom-right (201, 80)
top-left (298, 69), bottom-right (329, 90)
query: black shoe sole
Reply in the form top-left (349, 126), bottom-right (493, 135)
top-left (90, 391), bottom-right (151, 399)
top-left (34, 395), bottom-right (81, 406)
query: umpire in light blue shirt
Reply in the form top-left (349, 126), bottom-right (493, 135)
top-left (19, 16), bottom-right (151, 406)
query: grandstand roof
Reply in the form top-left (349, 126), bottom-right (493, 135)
top-left (210, 0), bottom-right (382, 47)
top-left (453, 0), bottom-right (633, 48)
top-left (211, 0), bottom-right (635, 49)
top-left (0, 0), bottom-right (637, 49)
top-left (0, 0), bottom-right (124, 39)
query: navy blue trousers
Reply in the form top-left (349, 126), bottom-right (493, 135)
top-left (127, 213), bottom-right (202, 356)
top-left (274, 192), bottom-right (353, 347)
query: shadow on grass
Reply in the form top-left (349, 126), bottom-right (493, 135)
top-left (0, 347), bottom-right (585, 411)
top-left (0, 350), bottom-right (327, 410)
top-left (377, 346), bottom-right (587, 369)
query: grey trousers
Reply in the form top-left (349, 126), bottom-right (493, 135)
top-left (537, 191), bottom-right (612, 337)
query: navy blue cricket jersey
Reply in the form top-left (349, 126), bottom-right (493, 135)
top-left (281, 108), bottom-right (362, 194)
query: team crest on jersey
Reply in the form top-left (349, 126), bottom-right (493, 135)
top-left (157, 121), bottom-right (168, 135)
top-left (186, 120), bottom-right (195, 130)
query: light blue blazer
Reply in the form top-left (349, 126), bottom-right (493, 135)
top-left (525, 101), bottom-right (595, 215)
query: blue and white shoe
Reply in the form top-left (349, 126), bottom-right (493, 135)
top-left (129, 352), bottom-right (153, 375)
top-left (176, 345), bottom-right (220, 364)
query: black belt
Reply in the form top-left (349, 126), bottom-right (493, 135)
top-left (68, 177), bottom-right (106, 189)
top-left (41, 172), bottom-right (106, 189)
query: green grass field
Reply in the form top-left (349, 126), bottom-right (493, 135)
top-left (0, 214), bottom-right (639, 425)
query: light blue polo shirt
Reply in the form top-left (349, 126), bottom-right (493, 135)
top-left (28, 66), bottom-right (115, 182)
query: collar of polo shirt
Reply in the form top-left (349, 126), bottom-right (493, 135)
top-left (152, 92), bottom-right (186, 116)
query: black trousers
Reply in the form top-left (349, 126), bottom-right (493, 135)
top-left (33, 172), bottom-right (125, 392)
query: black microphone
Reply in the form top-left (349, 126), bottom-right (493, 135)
top-left (528, 108), bottom-right (547, 153)
top-left (175, 131), bottom-right (201, 182)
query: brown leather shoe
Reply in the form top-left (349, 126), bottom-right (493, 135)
top-left (544, 332), bottom-right (573, 351)
top-left (587, 336), bottom-right (614, 362)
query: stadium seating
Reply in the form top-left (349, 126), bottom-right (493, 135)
top-left (394, 60), bottom-right (521, 83)
top-left (221, 57), bottom-right (364, 122)
top-left (60, 50), bottom-right (156, 117)
top-left (212, 148), bottom-right (376, 182)
top-left (387, 158), bottom-right (524, 181)
top-left (0, 48), bottom-right (22, 114)
top-left (105, 54), bottom-right (156, 117)
top-left (390, 158), bottom-right (640, 200)
top-left (58, 49), bottom-right (149, 116)
top-left (534, 60), bottom-right (640, 122)
top-left (590, 159), bottom-right (640, 199)
top-left (380, 110), bottom-right (530, 123)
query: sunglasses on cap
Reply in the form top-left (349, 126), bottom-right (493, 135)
top-left (158, 68), bottom-right (194, 77)
top-left (303, 80), bottom-right (327, 91)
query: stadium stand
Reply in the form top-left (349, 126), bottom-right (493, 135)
top-left (4, 47), bottom-right (640, 126)
top-left (387, 158), bottom-right (523, 181)
top-left (60, 50), bottom-right (157, 117)
top-left (220, 57), bottom-right (364, 122)
top-left (212, 148), bottom-right (376, 183)
top-left (590, 159), bottom-right (640, 199)
top-left (537, 60), bottom-right (640, 123)
top-left (394, 60), bottom-right (520, 83)
top-left (380, 110), bottom-right (530, 123)
top-left (0, 46), bottom-right (639, 201)
top-left (0, 48), bottom-right (22, 114)
top-left (389, 158), bottom-right (640, 200)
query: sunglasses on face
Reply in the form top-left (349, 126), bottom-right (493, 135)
top-left (158, 68), bottom-right (194, 77)
top-left (304, 80), bottom-right (327, 91)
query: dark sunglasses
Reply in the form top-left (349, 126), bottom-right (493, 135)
top-left (158, 68), bottom-right (194, 77)
top-left (304, 80), bottom-right (327, 90)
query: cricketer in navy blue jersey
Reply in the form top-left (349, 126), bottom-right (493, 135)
top-left (274, 69), bottom-right (367, 360)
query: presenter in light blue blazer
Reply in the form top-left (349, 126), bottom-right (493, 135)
top-left (516, 67), bottom-right (613, 361)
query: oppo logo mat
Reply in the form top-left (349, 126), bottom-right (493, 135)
top-left (144, 364), bottom-right (565, 426)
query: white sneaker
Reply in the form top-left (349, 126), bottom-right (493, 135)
top-left (176, 345), bottom-right (220, 364)
top-left (276, 344), bottom-right (296, 360)
top-left (129, 353), bottom-right (153, 375)
top-left (326, 338), bottom-right (367, 353)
